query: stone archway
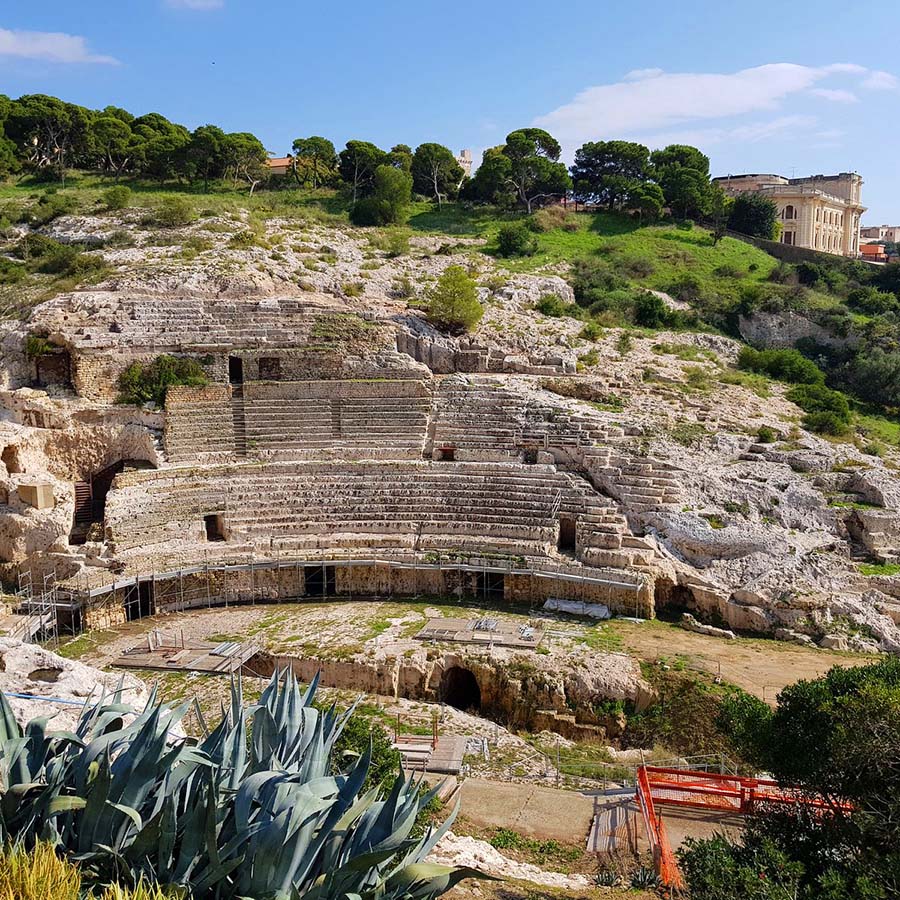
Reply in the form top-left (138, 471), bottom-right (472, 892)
top-left (440, 666), bottom-right (481, 711)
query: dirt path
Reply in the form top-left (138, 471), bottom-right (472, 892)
top-left (609, 619), bottom-right (877, 701)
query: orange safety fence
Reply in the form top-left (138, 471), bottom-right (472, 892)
top-left (635, 765), bottom-right (852, 890)
top-left (635, 766), bottom-right (684, 891)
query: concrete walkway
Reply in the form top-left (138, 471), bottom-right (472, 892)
top-left (459, 778), bottom-right (595, 843)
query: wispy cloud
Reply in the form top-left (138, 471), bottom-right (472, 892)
top-left (863, 70), bottom-right (899, 90)
top-left (809, 88), bottom-right (858, 103)
top-left (165, 0), bottom-right (224, 9)
top-left (636, 115), bottom-right (816, 151)
top-left (0, 27), bottom-right (117, 64)
top-left (534, 63), bottom-right (895, 155)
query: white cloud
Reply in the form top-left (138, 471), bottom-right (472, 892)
top-left (623, 68), bottom-right (664, 81)
top-left (0, 27), bottom-right (117, 64)
top-left (863, 70), bottom-right (899, 90)
top-left (809, 88), bottom-right (858, 103)
top-left (637, 115), bottom-right (816, 151)
top-left (165, 0), bottom-right (224, 8)
top-left (534, 63), bottom-right (894, 153)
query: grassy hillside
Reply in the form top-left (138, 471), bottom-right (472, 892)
top-left (2, 174), bottom-right (899, 440)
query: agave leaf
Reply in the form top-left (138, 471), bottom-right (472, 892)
top-left (48, 796), bottom-right (87, 815)
top-left (386, 863), bottom-right (493, 899)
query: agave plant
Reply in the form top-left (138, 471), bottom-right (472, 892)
top-left (630, 864), bottom-right (662, 889)
top-left (0, 671), bottom-right (480, 900)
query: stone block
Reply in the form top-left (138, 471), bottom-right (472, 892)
top-left (18, 482), bottom-right (54, 509)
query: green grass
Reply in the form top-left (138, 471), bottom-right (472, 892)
top-left (859, 562), bottom-right (900, 577)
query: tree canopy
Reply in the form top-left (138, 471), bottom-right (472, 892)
top-left (570, 140), bottom-right (650, 209)
top-left (410, 143), bottom-right (463, 207)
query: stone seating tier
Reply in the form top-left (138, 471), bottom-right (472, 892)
top-left (105, 462), bottom-right (618, 557)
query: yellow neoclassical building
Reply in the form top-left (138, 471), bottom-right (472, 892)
top-left (712, 172), bottom-right (866, 258)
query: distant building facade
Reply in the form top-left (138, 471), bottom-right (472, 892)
top-left (456, 149), bottom-right (473, 177)
top-left (265, 156), bottom-right (293, 177)
top-left (860, 242), bottom-right (890, 263)
top-left (713, 172), bottom-right (866, 258)
top-left (860, 224), bottom-right (900, 243)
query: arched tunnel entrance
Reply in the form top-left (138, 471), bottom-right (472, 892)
top-left (440, 666), bottom-right (481, 712)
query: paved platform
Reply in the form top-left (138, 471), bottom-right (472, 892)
top-left (459, 778), bottom-right (595, 843)
top-left (111, 629), bottom-right (257, 675)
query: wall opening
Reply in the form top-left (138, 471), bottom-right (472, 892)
top-left (204, 514), bottom-right (226, 542)
top-left (258, 357), bottom-right (281, 381)
top-left (71, 459), bottom-right (151, 545)
top-left (522, 447), bottom-right (538, 465)
top-left (557, 517), bottom-right (577, 554)
top-left (475, 571), bottom-right (504, 602)
top-left (34, 348), bottom-right (72, 389)
top-left (124, 579), bottom-right (155, 622)
top-left (1, 445), bottom-right (22, 474)
top-left (304, 564), bottom-right (336, 597)
top-left (437, 447), bottom-right (456, 462)
top-left (653, 577), bottom-right (695, 621)
top-left (228, 356), bottom-right (244, 384)
top-left (440, 666), bottom-right (481, 711)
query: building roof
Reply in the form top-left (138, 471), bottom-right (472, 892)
top-left (266, 156), bottom-right (293, 168)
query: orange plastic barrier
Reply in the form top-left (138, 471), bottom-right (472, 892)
top-left (635, 766), bottom-right (685, 890)
top-left (634, 766), bottom-right (849, 890)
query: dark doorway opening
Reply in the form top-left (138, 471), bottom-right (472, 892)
top-left (34, 349), bottom-right (72, 389)
top-left (204, 514), bottom-right (225, 541)
top-left (258, 357), bottom-right (281, 381)
top-left (124, 580), bottom-right (155, 622)
top-left (437, 447), bottom-right (456, 462)
top-left (558, 517), bottom-right (577, 554)
top-left (522, 447), bottom-right (538, 465)
top-left (653, 578), bottom-right (695, 620)
top-left (304, 565), bottom-right (336, 597)
top-left (2, 445), bottom-right (22, 474)
top-left (70, 459), bottom-right (152, 545)
top-left (475, 571), bottom-right (505, 602)
top-left (440, 666), bottom-right (481, 711)
top-left (228, 356), bottom-right (244, 384)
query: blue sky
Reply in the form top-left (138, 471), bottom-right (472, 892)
top-left (2, 0), bottom-right (899, 221)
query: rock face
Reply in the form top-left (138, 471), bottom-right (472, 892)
top-left (0, 637), bottom-right (149, 731)
top-left (3, 208), bottom-right (900, 653)
top-left (428, 832), bottom-right (591, 890)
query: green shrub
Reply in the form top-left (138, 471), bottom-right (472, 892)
top-left (536, 293), bottom-right (580, 319)
top-left (20, 191), bottom-right (78, 225)
top-left (528, 206), bottom-right (577, 232)
top-left (376, 228), bottom-right (411, 257)
top-left (669, 273), bottom-right (703, 303)
top-left (496, 221), bottom-right (537, 257)
top-left (101, 185), bottom-right (132, 211)
top-left (738, 346), bottom-right (825, 385)
top-left (570, 257), bottom-right (629, 306)
top-left (0, 257), bottom-right (26, 284)
top-left (580, 320), bottom-right (604, 340)
top-left (427, 264), bottom-right (483, 332)
top-left (154, 196), bottom-right (195, 227)
top-left (756, 425), bottom-right (778, 443)
top-left (342, 281), bottom-right (365, 297)
top-left (713, 263), bottom-right (744, 278)
top-left (118, 354), bottom-right (208, 406)
top-left (350, 197), bottom-right (392, 226)
top-left (786, 382), bottom-right (851, 434)
top-left (634, 290), bottom-right (670, 328)
top-left (24, 334), bottom-right (52, 359)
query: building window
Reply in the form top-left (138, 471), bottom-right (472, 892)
top-left (783, 204), bottom-right (795, 220)
top-left (783, 232), bottom-right (795, 246)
